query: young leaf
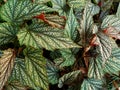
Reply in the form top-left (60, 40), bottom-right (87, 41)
top-left (101, 15), bottom-right (120, 30)
top-left (23, 47), bottom-right (48, 90)
top-left (81, 78), bottom-right (103, 90)
top-left (58, 70), bottom-right (81, 88)
top-left (51, 0), bottom-right (67, 16)
top-left (47, 60), bottom-right (59, 84)
top-left (17, 22), bottom-right (80, 50)
top-left (103, 48), bottom-right (120, 75)
top-left (88, 57), bottom-right (103, 79)
top-left (67, 0), bottom-right (86, 8)
top-left (65, 8), bottom-right (78, 40)
top-left (0, 49), bottom-right (15, 90)
top-left (1, 0), bottom-right (52, 23)
top-left (0, 23), bottom-right (18, 45)
top-left (116, 3), bottom-right (120, 18)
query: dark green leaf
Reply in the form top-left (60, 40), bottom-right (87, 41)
top-left (0, 23), bottom-right (18, 45)
top-left (1, 0), bottom-right (52, 23)
top-left (58, 70), bottom-right (81, 88)
top-left (17, 22), bottom-right (80, 50)
top-left (81, 78), bottom-right (103, 90)
top-left (65, 8), bottom-right (78, 40)
top-left (47, 60), bottom-right (59, 84)
top-left (23, 47), bottom-right (48, 90)
top-left (0, 49), bottom-right (15, 90)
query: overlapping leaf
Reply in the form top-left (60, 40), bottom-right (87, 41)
top-left (81, 78), bottom-right (103, 90)
top-left (0, 49), bottom-right (15, 90)
top-left (97, 32), bottom-right (112, 62)
top-left (51, 0), bottom-right (67, 16)
top-left (58, 70), bottom-right (81, 88)
top-left (65, 8), bottom-right (78, 40)
top-left (23, 47), bottom-right (48, 90)
top-left (88, 57), bottom-right (103, 79)
top-left (0, 23), bottom-right (18, 45)
top-left (103, 48), bottom-right (120, 75)
top-left (101, 15), bottom-right (120, 30)
top-left (17, 22), bottom-right (79, 50)
top-left (1, 0), bottom-right (52, 23)
top-left (47, 60), bottom-right (59, 84)
top-left (67, 0), bottom-right (86, 8)
top-left (80, 2), bottom-right (99, 46)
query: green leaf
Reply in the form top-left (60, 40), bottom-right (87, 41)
top-left (1, 0), bottom-right (52, 23)
top-left (23, 47), bottom-right (48, 90)
top-left (65, 8), bottom-right (78, 40)
top-left (79, 2), bottom-right (99, 46)
top-left (0, 23), bottom-right (18, 45)
top-left (5, 81), bottom-right (27, 90)
top-left (35, 0), bottom-right (50, 4)
top-left (116, 3), bottom-right (120, 18)
top-left (47, 60), bottom-right (59, 84)
top-left (67, 0), bottom-right (86, 8)
top-left (0, 49), bottom-right (15, 90)
top-left (51, 0), bottom-right (67, 16)
top-left (17, 22), bottom-right (80, 50)
top-left (58, 70), bottom-right (81, 88)
top-left (88, 57), bottom-right (103, 79)
top-left (10, 58), bottom-right (38, 89)
top-left (81, 78), bottom-right (103, 90)
top-left (101, 15), bottom-right (120, 30)
top-left (104, 48), bottom-right (120, 75)
top-left (97, 32), bottom-right (112, 62)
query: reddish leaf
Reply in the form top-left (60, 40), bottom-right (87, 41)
top-left (90, 34), bottom-right (100, 46)
top-left (34, 13), bottom-right (46, 21)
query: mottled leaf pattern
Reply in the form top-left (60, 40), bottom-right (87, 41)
top-left (58, 70), bottom-right (81, 88)
top-left (81, 78), bottom-right (103, 90)
top-left (51, 0), bottom-right (67, 16)
top-left (23, 47), bottom-right (48, 90)
top-left (0, 23), bottom-right (18, 45)
top-left (104, 48), bottom-right (120, 75)
top-left (1, 0), bottom-right (52, 23)
top-left (47, 60), bottom-right (59, 84)
top-left (65, 8), bottom-right (78, 40)
top-left (0, 49), bottom-right (15, 90)
top-left (88, 57), bottom-right (103, 79)
top-left (17, 22), bottom-right (79, 50)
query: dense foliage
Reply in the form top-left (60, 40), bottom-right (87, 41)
top-left (0, 0), bottom-right (120, 90)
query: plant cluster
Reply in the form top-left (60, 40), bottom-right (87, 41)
top-left (0, 0), bottom-right (120, 90)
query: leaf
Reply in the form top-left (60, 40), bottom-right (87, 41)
top-left (88, 57), bottom-right (103, 79)
top-left (116, 3), bottom-right (120, 18)
top-left (10, 58), bottom-right (37, 89)
top-left (103, 26), bottom-right (120, 40)
top-left (23, 47), bottom-right (48, 90)
top-left (5, 81), bottom-right (27, 90)
top-left (58, 70), bottom-right (81, 88)
top-left (46, 60), bottom-right (59, 84)
top-left (65, 8), bottom-right (78, 40)
top-left (0, 49), bottom-right (15, 90)
top-left (67, 0), bottom-right (86, 8)
top-left (0, 23), bottom-right (18, 45)
top-left (79, 2), bottom-right (99, 46)
top-left (97, 32), bottom-right (112, 62)
top-left (51, 0), bottom-right (67, 16)
top-left (34, 0), bottom-right (50, 4)
top-left (17, 22), bottom-right (80, 50)
top-left (1, 0), bottom-right (52, 23)
top-left (101, 15), bottom-right (120, 30)
top-left (81, 78), bottom-right (103, 90)
top-left (103, 48), bottom-right (120, 75)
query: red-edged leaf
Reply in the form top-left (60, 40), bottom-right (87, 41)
top-left (34, 13), bottom-right (46, 21)
top-left (103, 27), bottom-right (120, 40)
top-left (90, 34), bottom-right (100, 46)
